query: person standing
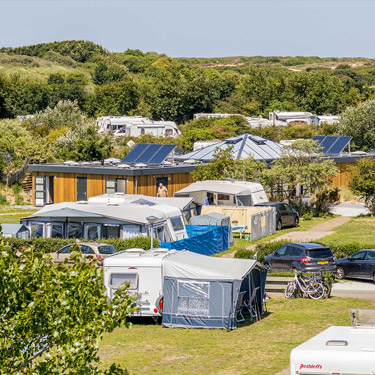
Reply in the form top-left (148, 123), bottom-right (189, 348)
top-left (157, 182), bottom-right (168, 197)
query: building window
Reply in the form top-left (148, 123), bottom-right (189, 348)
top-left (105, 179), bottom-right (126, 194)
top-left (35, 176), bottom-right (45, 206)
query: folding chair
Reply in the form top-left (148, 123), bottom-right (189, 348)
top-left (235, 291), bottom-right (246, 323)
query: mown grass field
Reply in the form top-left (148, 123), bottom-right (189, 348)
top-left (320, 216), bottom-right (375, 246)
top-left (0, 207), bottom-right (37, 224)
top-left (99, 297), bottom-right (375, 375)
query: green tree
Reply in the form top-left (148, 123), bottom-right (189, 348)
top-left (0, 242), bottom-right (135, 374)
top-left (349, 158), bottom-right (375, 215)
top-left (263, 140), bottom-right (338, 202)
top-left (338, 99), bottom-right (375, 151)
top-left (191, 147), bottom-right (236, 181)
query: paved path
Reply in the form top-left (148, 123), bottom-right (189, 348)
top-left (271, 216), bottom-right (350, 243)
top-left (330, 203), bottom-right (369, 217)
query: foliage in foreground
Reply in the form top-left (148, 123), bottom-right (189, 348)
top-left (0, 242), bottom-right (135, 374)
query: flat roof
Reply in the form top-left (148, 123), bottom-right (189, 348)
top-left (28, 163), bottom-right (196, 176)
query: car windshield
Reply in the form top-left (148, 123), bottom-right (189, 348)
top-left (98, 245), bottom-right (117, 255)
top-left (307, 248), bottom-right (333, 258)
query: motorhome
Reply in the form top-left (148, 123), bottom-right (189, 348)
top-left (290, 309), bottom-right (375, 375)
top-left (269, 111), bottom-right (313, 124)
top-left (103, 248), bottom-right (174, 318)
top-left (21, 200), bottom-right (188, 242)
top-left (174, 180), bottom-right (269, 207)
top-left (96, 116), bottom-right (180, 138)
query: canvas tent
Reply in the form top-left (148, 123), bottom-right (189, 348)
top-left (162, 251), bottom-right (267, 330)
top-left (0, 224), bottom-right (30, 239)
top-left (190, 212), bottom-right (234, 248)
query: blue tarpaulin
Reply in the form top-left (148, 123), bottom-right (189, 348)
top-left (160, 225), bottom-right (228, 255)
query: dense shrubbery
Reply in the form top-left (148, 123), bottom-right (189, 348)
top-left (234, 240), bottom-right (372, 263)
top-left (3, 236), bottom-right (158, 254)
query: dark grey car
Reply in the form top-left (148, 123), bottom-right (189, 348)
top-left (263, 243), bottom-right (337, 273)
top-left (336, 249), bottom-right (375, 282)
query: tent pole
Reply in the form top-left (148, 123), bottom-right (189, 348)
top-left (227, 282), bottom-right (234, 331)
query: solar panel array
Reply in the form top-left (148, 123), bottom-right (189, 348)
top-left (121, 144), bottom-right (176, 164)
top-left (312, 136), bottom-right (352, 155)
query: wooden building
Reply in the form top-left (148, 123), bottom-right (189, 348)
top-left (29, 162), bottom-right (195, 207)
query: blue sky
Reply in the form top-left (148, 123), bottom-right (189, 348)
top-left (1, 0), bottom-right (375, 57)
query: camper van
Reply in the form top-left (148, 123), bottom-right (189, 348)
top-left (103, 249), bottom-right (174, 318)
top-left (290, 309), bottom-right (375, 375)
top-left (96, 116), bottom-right (180, 138)
top-left (174, 180), bottom-right (268, 207)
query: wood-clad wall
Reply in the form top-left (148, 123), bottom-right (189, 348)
top-left (32, 172), bottom-right (194, 206)
top-left (330, 162), bottom-right (355, 190)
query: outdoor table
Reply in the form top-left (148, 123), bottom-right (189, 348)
top-left (231, 224), bottom-right (248, 239)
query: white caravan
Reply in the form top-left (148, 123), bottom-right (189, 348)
top-left (290, 309), bottom-right (375, 375)
top-left (103, 248), bottom-right (174, 318)
top-left (96, 116), bottom-right (180, 138)
top-left (174, 180), bottom-right (269, 206)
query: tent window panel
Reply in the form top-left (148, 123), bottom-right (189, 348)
top-left (122, 224), bottom-right (141, 239)
top-left (84, 223), bottom-right (101, 240)
top-left (177, 281), bottom-right (209, 316)
top-left (30, 223), bottom-right (44, 238)
top-left (110, 273), bottom-right (138, 290)
top-left (51, 223), bottom-right (64, 238)
top-left (67, 223), bottom-right (82, 238)
top-left (102, 225), bottom-right (120, 239)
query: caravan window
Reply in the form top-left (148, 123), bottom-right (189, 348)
top-left (165, 129), bottom-right (173, 136)
top-left (170, 217), bottom-right (184, 231)
top-left (177, 281), bottom-right (210, 316)
top-left (110, 273), bottom-right (138, 290)
top-left (218, 194), bottom-right (230, 201)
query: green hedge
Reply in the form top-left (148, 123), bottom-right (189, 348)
top-left (3, 237), bottom-right (159, 254)
top-left (235, 240), bottom-right (373, 263)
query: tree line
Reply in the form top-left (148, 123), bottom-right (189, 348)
top-left (0, 40), bottom-right (374, 123)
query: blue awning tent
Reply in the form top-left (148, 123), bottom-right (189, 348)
top-left (160, 225), bottom-right (229, 255)
top-left (162, 251), bottom-right (267, 330)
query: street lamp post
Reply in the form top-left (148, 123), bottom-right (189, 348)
top-left (146, 215), bottom-right (159, 250)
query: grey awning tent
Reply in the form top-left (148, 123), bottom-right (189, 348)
top-left (162, 251), bottom-right (267, 330)
top-left (28, 207), bottom-right (103, 219)
top-left (190, 212), bottom-right (234, 248)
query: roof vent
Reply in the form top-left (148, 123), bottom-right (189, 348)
top-left (134, 163), bottom-right (147, 168)
top-left (183, 159), bottom-right (197, 164)
top-left (225, 138), bottom-right (242, 145)
top-left (352, 150), bottom-right (367, 155)
top-left (118, 163), bottom-right (131, 169)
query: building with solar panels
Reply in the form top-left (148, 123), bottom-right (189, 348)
top-left (28, 132), bottom-right (371, 208)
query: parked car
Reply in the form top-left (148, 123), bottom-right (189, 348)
top-left (263, 243), bottom-right (336, 273)
top-left (254, 202), bottom-right (299, 230)
top-left (50, 243), bottom-right (117, 265)
top-left (336, 249), bottom-right (375, 283)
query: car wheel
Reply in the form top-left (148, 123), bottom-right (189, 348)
top-left (264, 262), bottom-right (271, 272)
top-left (294, 217), bottom-right (299, 227)
top-left (277, 220), bottom-right (282, 231)
top-left (336, 266), bottom-right (345, 280)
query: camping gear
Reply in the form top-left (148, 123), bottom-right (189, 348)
top-left (190, 212), bottom-right (234, 247)
top-left (160, 224), bottom-right (229, 255)
top-left (162, 251), bottom-right (267, 330)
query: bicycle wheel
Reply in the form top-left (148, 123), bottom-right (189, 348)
top-left (308, 283), bottom-right (325, 300)
top-left (284, 281), bottom-right (296, 299)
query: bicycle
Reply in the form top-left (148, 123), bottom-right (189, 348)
top-left (285, 272), bottom-right (325, 300)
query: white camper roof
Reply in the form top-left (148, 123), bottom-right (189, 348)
top-left (174, 180), bottom-right (265, 196)
top-left (163, 250), bottom-right (257, 281)
top-left (88, 194), bottom-right (195, 211)
top-left (104, 248), bottom-right (174, 268)
top-left (27, 201), bottom-right (181, 224)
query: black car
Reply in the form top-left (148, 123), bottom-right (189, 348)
top-left (255, 202), bottom-right (299, 230)
top-left (263, 243), bottom-right (337, 273)
top-left (336, 249), bottom-right (375, 283)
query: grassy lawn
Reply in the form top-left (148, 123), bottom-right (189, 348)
top-left (321, 216), bottom-right (375, 246)
top-left (0, 210), bottom-right (37, 224)
top-left (99, 297), bottom-right (375, 375)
